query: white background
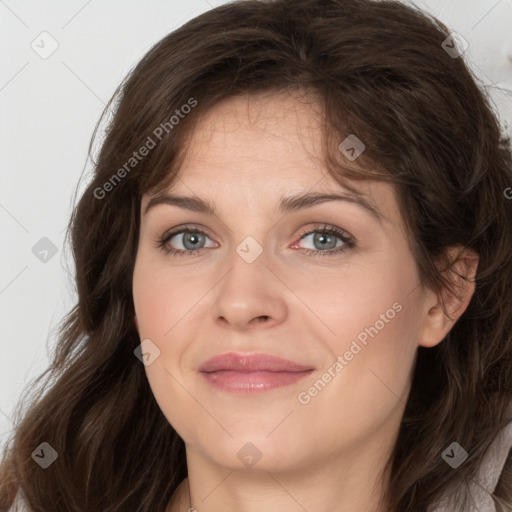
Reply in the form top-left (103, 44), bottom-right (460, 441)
top-left (1, 0), bottom-right (512, 447)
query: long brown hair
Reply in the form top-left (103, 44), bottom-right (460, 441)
top-left (1, 0), bottom-right (511, 510)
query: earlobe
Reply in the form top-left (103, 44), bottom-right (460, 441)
top-left (418, 246), bottom-right (479, 348)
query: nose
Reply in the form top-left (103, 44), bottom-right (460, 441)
top-left (210, 246), bottom-right (288, 331)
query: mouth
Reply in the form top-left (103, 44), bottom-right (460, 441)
top-left (198, 352), bottom-right (315, 394)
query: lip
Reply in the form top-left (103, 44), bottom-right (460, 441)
top-left (198, 352), bottom-right (314, 393)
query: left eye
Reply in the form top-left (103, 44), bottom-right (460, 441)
top-left (297, 231), bottom-right (342, 251)
top-left (292, 224), bottom-right (355, 256)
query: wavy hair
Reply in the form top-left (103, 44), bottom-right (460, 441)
top-left (1, 0), bottom-right (511, 510)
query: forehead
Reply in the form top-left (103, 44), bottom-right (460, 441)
top-left (139, 93), bottom-right (401, 232)
top-left (141, 92), bottom-right (335, 204)
top-left (193, 90), bottom-right (324, 132)
top-left (183, 93), bottom-right (325, 168)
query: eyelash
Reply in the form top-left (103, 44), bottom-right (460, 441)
top-left (154, 223), bottom-right (356, 257)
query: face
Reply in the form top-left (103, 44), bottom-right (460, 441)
top-left (132, 92), bottom-right (432, 475)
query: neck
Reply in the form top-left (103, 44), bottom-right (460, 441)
top-left (167, 443), bottom-right (393, 512)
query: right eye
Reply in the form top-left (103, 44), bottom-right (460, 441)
top-left (155, 225), bottom-right (218, 256)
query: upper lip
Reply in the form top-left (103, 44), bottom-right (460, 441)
top-left (199, 352), bottom-right (315, 373)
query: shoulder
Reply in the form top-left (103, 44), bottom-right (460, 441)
top-left (6, 488), bottom-right (32, 512)
top-left (430, 403), bottom-right (512, 512)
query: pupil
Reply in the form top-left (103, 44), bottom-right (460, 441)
top-left (185, 232), bottom-right (203, 249)
top-left (315, 233), bottom-right (335, 250)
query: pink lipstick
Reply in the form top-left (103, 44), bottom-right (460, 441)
top-left (198, 352), bottom-right (314, 393)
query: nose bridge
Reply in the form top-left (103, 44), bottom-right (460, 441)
top-left (234, 233), bottom-right (266, 265)
top-left (221, 201), bottom-right (274, 265)
top-left (221, 201), bottom-right (290, 288)
top-left (221, 232), bottom-right (269, 291)
top-left (210, 230), bottom-right (286, 329)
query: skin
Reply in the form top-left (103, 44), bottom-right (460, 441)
top-left (132, 92), bottom-right (478, 512)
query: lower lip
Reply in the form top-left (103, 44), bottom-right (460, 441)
top-left (200, 370), bottom-right (314, 393)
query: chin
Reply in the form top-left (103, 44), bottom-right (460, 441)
top-left (195, 433), bottom-right (312, 473)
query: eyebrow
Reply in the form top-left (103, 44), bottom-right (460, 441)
top-left (144, 191), bottom-right (383, 222)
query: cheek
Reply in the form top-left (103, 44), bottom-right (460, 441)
top-left (295, 250), bottom-right (419, 353)
top-left (132, 256), bottom-right (205, 437)
top-left (132, 255), bottom-right (197, 336)
top-left (306, 251), bottom-right (422, 394)
top-left (300, 264), bottom-right (422, 429)
top-left (291, 299), bottom-right (421, 458)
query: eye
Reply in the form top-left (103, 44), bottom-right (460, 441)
top-left (292, 223), bottom-right (355, 256)
top-left (154, 224), bottom-right (217, 257)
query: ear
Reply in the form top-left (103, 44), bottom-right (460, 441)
top-left (418, 245), bottom-right (479, 348)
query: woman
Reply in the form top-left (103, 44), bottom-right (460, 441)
top-left (1, 0), bottom-right (511, 511)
